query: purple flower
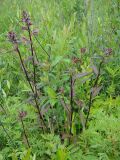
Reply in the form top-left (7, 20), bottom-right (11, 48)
top-left (19, 111), bottom-right (27, 119)
top-left (22, 11), bottom-right (32, 26)
top-left (104, 48), bottom-right (112, 56)
top-left (8, 31), bottom-right (18, 44)
top-left (80, 48), bottom-right (86, 54)
top-left (72, 57), bottom-right (82, 64)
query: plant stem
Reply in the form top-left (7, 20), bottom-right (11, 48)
top-left (16, 46), bottom-right (47, 131)
top-left (27, 26), bottom-right (37, 93)
top-left (20, 117), bottom-right (30, 148)
top-left (27, 26), bottom-right (47, 131)
top-left (85, 60), bottom-right (103, 128)
top-left (16, 47), bottom-right (34, 93)
top-left (69, 75), bottom-right (74, 137)
top-left (84, 90), bottom-right (92, 129)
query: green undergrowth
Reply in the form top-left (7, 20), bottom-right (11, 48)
top-left (0, 0), bottom-right (120, 159)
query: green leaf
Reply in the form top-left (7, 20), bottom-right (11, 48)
top-left (2, 89), bottom-right (7, 98)
top-left (12, 153), bottom-right (18, 160)
top-left (45, 87), bottom-right (57, 105)
top-left (52, 56), bottom-right (63, 67)
top-left (84, 155), bottom-right (98, 160)
top-left (56, 148), bottom-right (68, 160)
top-left (6, 80), bottom-right (10, 89)
top-left (22, 149), bottom-right (31, 160)
top-left (32, 154), bottom-right (36, 160)
top-left (63, 58), bottom-right (71, 64)
top-left (0, 154), bottom-right (3, 160)
top-left (45, 87), bottom-right (57, 99)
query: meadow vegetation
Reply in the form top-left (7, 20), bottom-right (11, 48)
top-left (0, 0), bottom-right (120, 159)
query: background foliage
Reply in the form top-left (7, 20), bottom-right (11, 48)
top-left (0, 0), bottom-right (120, 159)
